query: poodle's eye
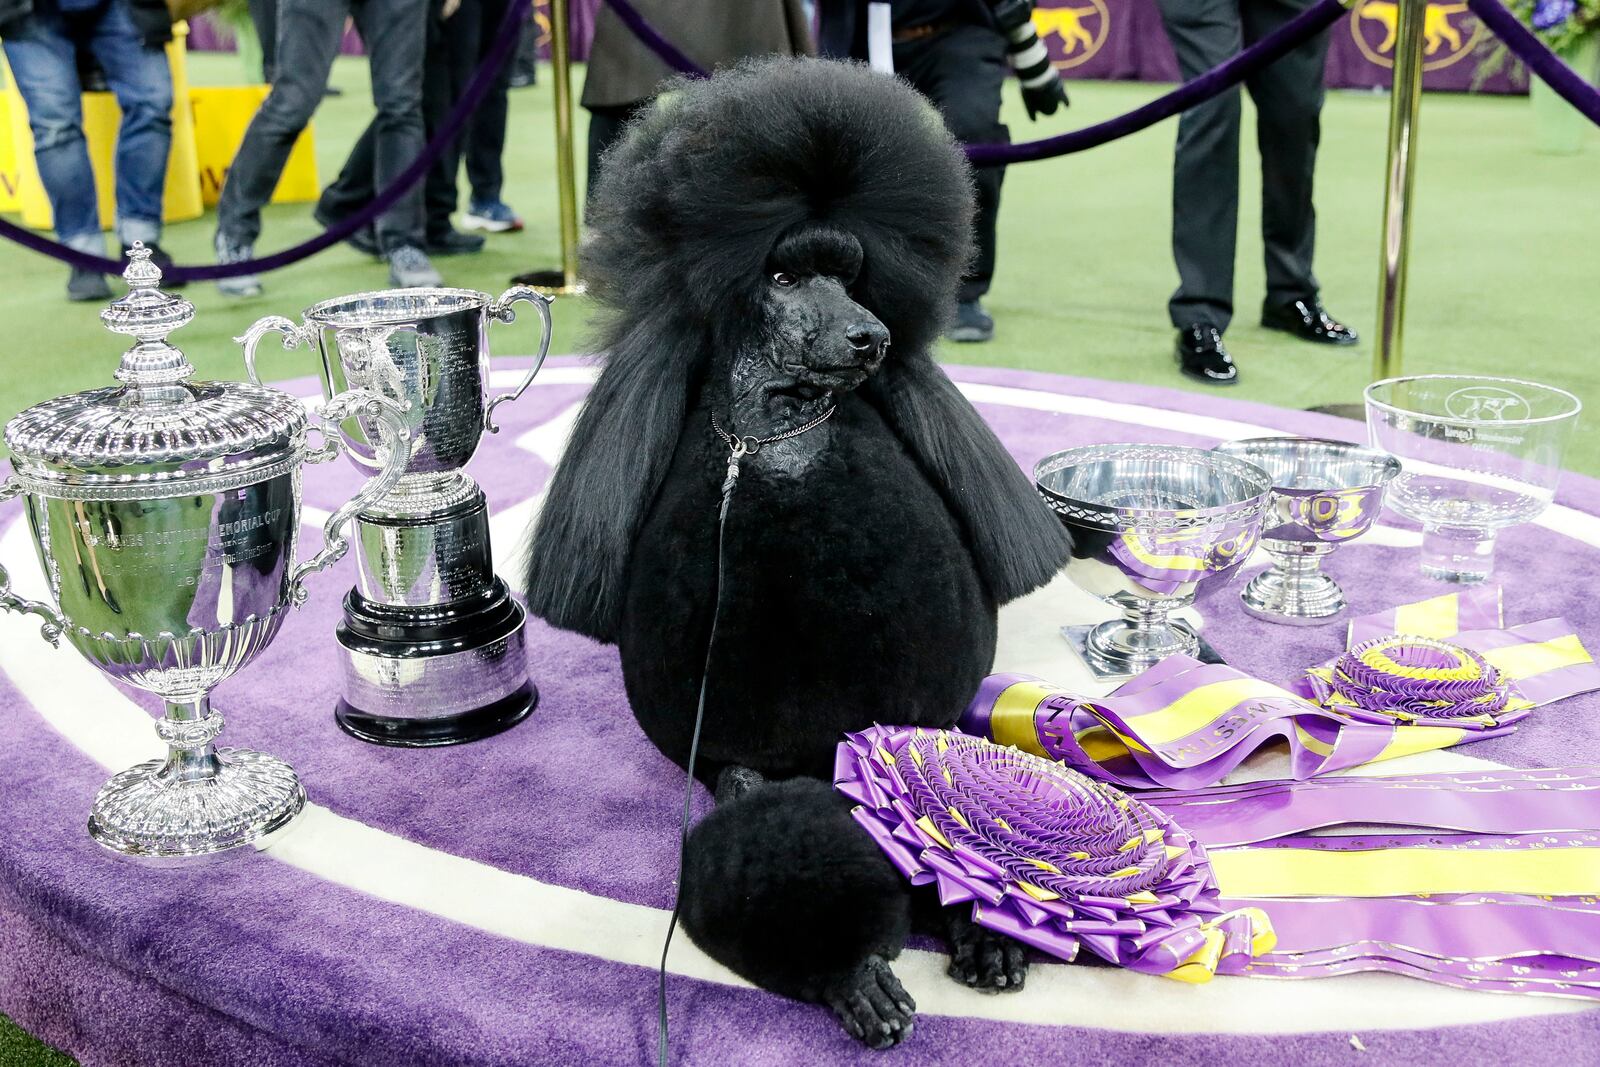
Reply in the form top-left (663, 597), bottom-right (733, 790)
top-left (771, 272), bottom-right (798, 288)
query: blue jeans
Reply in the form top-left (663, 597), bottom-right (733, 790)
top-left (2, 0), bottom-right (173, 245)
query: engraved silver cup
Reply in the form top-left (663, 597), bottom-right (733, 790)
top-left (1212, 438), bottom-right (1400, 624)
top-left (0, 247), bottom-right (413, 858)
top-left (236, 286), bottom-right (552, 745)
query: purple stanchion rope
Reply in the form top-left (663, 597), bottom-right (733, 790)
top-left (603, 0), bottom-right (707, 78)
top-left (598, 0), bottom-right (1350, 165)
top-left (1467, 0), bottom-right (1600, 128)
top-left (0, 0), bottom-right (533, 283)
top-left (967, 0), bottom-right (1348, 164)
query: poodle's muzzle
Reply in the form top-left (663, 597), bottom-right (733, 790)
top-left (769, 275), bottom-right (891, 394)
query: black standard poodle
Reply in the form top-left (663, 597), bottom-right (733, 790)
top-left (524, 58), bottom-right (1072, 1048)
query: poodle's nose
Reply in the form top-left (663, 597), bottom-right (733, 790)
top-left (845, 321), bottom-right (889, 354)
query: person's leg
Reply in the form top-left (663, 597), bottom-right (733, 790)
top-left (463, 0), bottom-right (510, 207)
top-left (895, 26), bottom-right (1008, 306)
top-left (312, 116), bottom-right (382, 256)
top-left (87, 0), bottom-right (172, 250)
top-left (583, 101), bottom-right (647, 210)
top-left (216, 0), bottom-right (347, 247)
top-left (1243, 0), bottom-right (1327, 308)
top-left (2, 11), bottom-right (100, 248)
top-left (353, 0), bottom-right (430, 254)
top-left (248, 0), bottom-right (279, 82)
top-left (1155, 0), bottom-right (1244, 332)
top-left (423, 0), bottom-right (477, 238)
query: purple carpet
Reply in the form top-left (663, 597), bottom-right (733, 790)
top-left (2, 361), bottom-right (1596, 1065)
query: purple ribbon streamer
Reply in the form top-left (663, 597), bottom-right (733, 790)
top-left (0, 0), bottom-right (533, 283)
top-left (1467, 0), bottom-right (1600, 129)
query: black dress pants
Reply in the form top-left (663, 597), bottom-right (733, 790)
top-left (1156, 0), bottom-right (1330, 331)
top-left (894, 24), bottom-right (1008, 304)
top-left (584, 99), bottom-right (649, 208)
top-left (320, 0), bottom-right (489, 241)
top-left (219, 0), bottom-right (426, 252)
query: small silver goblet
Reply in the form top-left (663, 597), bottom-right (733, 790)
top-left (1035, 444), bottom-right (1272, 680)
top-left (1213, 437), bottom-right (1400, 625)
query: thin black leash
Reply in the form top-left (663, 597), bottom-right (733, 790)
top-left (656, 404), bottom-right (837, 1067)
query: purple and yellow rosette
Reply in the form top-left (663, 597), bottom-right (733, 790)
top-left (834, 725), bottom-right (1275, 982)
top-left (1302, 586), bottom-right (1600, 727)
top-left (1325, 635), bottom-right (1514, 725)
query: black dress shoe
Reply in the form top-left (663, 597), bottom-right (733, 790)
top-left (425, 228), bottom-right (487, 256)
top-left (1262, 298), bottom-right (1359, 345)
top-left (1175, 324), bottom-right (1238, 386)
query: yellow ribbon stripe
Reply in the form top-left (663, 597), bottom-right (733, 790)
top-left (1124, 677), bottom-right (1297, 747)
top-left (1480, 634), bottom-right (1592, 680)
top-left (989, 681), bottom-right (1053, 757)
top-left (1211, 844), bottom-right (1600, 898)
top-left (1374, 725), bottom-right (1466, 763)
top-left (1390, 592), bottom-right (1461, 640)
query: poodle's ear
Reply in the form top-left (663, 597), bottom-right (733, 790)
top-left (522, 318), bottom-right (699, 643)
top-left (865, 353), bottom-right (1071, 605)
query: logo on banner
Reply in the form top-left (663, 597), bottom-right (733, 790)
top-left (1351, 0), bottom-right (1484, 70)
top-left (1032, 0), bottom-right (1111, 70)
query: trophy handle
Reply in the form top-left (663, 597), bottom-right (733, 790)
top-left (0, 480), bottom-right (66, 647)
top-left (236, 316), bottom-right (313, 386)
top-left (286, 391), bottom-right (414, 605)
top-left (482, 286), bottom-right (554, 435)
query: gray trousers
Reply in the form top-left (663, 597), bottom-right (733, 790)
top-left (1156, 0), bottom-right (1331, 331)
top-left (217, 0), bottom-right (427, 252)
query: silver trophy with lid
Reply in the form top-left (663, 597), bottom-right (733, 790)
top-left (0, 245), bottom-right (412, 858)
top-left (236, 287), bottom-right (551, 746)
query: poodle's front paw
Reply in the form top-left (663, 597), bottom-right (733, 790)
top-left (824, 955), bottom-right (916, 1049)
top-left (946, 912), bottom-right (1028, 993)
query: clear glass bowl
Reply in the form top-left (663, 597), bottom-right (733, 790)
top-left (1365, 375), bottom-right (1581, 583)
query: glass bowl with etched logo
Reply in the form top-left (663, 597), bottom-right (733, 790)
top-left (1365, 375), bottom-right (1580, 583)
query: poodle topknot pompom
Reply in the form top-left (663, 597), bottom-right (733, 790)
top-left (582, 57), bottom-right (975, 357)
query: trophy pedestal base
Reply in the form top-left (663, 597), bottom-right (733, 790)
top-left (88, 747), bottom-right (306, 859)
top-left (1061, 619), bottom-right (1202, 682)
top-left (334, 580), bottom-right (535, 747)
top-left (336, 683), bottom-right (536, 747)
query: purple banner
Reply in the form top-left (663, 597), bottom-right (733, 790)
top-left (187, 0), bottom-right (1527, 94)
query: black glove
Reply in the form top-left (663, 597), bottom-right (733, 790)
top-left (987, 0), bottom-right (1071, 120)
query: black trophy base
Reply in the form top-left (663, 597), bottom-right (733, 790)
top-left (335, 683), bottom-right (537, 748)
top-left (334, 579), bottom-right (535, 748)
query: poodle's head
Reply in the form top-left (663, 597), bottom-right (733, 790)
top-left (746, 223), bottom-right (889, 405)
top-left (581, 57), bottom-right (974, 373)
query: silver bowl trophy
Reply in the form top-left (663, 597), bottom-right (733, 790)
top-left (238, 286), bottom-right (552, 746)
top-left (1035, 444), bottom-right (1272, 680)
top-left (1212, 438), bottom-right (1400, 625)
top-left (0, 246), bottom-right (411, 858)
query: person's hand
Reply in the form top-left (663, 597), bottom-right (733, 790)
top-left (442, 0), bottom-right (462, 18)
top-left (986, 0), bottom-right (1071, 120)
top-left (1021, 76), bottom-right (1068, 121)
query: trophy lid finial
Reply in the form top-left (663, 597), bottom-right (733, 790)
top-left (103, 241), bottom-right (197, 390)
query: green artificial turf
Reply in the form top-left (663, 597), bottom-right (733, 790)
top-left (2, 57), bottom-right (1597, 469)
top-left (0, 1015), bottom-right (70, 1067)
top-left (0, 53), bottom-right (1596, 1065)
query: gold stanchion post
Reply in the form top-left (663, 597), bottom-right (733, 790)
top-left (513, 0), bottom-right (583, 294)
top-left (1372, 0), bottom-right (1426, 382)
